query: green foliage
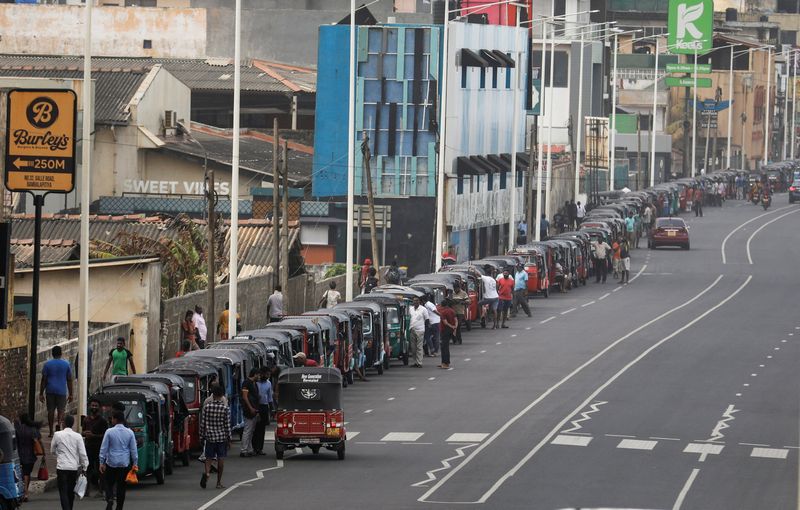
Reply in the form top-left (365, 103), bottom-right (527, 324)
top-left (323, 264), bottom-right (360, 279)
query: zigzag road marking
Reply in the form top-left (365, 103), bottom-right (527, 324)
top-left (707, 404), bottom-right (738, 443)
top-left (561, 401), bottom-right (608, 434)
top-left (411, 443), bottom-right (478, 488)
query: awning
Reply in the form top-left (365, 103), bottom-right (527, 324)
top-left (491, 50), bottom-right (516, 68)
top-left (455, 156), bottom-right (486, 176)
top-left (460, 48), bottom-right (489, 68)
top-left (500, 152), bottom-right (530, 172)
top-left (472, 155), bottom-right (498, 173)
top-left (487, 154), bottom-right (511, 172)
top-left (480, 49), bottom-right (505, 67)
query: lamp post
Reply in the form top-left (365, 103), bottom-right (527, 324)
top-left (345, 0), bottom-right (356, 298)
top-left (228, 0), bottom-right (241, 340)
top-left (764, 46), bottom-right (772, 166)
top-left (692, 46), bottom-right (698, 177)
top-left (792, 51), bottom-right (797, 160)
top-left (651, 37), bottom-right (660, 187)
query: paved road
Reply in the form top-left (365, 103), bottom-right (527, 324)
top-left (26, 197), bottom-right (800, 510)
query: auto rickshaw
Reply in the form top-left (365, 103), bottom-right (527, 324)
top-left (335, 302), bottom-right (385, 375)
top-left (182, 349), bottom-right (248, 431)
top-left (355, 292), bottom-right (408, 368)
top-left (323, 307), bottom-right (363, 384)
top-left (267, 319), bottom-right (326, 367)
top-left (236, 330), bottom-right (296, 369)
top-left (206, 341), bottom-right (268, 370)
top-left (302, 310), bottom-right (354, 386)
top-left (510, 245), bottom-right (549, 297)
top-left (114, 373), bottom-right (191, 467)
top-left (93, 387), bottom-right (168, 484)
top-left (257, 327), bottom-right (304, 358)
top-left (0, 415), bottom-right (22, 509)
top-left (274, 367), bottom-right (346, 460)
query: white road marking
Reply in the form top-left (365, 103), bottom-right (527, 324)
top-left (496, 342), bottom-right (502, 345)
top-left (551, 434), bottom-right (592, 447)
top-left (605, 434), bottom-right (636, 438)
top-left (561, 308), bottom-right (576, 315)
top-left (751, 447), bottom-right (789, 459)
top-left (387, 397), bottom-right (395, 401)
top-left (418, 275), bottom-right (730, 504)
top-left (581, 301), bottom-right (596, 307)
top-left (540, 316), bottom-right (556, 324)
top-left (746, 209), bottom-right (800, 264)
top-left (561, 401), bottom-right (607, 434)
top-left (598, 293), bottom-right (611, 301)
top-left (759, 364), bottom-right (765, 367)
top-left (739, 442), bottom-right (769, 447)
top-left (404, 442), bottom-right (434, 445)
top-left (464, 358), bottom-right (471, 362)
top-left (721, 205), bottom-right (795, 263)
top-left (672, 468), bottom-right (700, 510)
top-left (382, 432), bottom-right (424, 442)
top-left (198, 460), bottom-right (285, 510)
top-left (684, 442), bottom-right (724, 462)
top-left (347, 431), bottom-right (360, 439)
top-left (408, 387), bottom-right (416, 391)
top-left (612, 287), bottom-right (622, 292)
top-left (735, 393), bottom-right (742, 397)
top-left (411, 443), bottom-right (478, 488)
top-left (781, 339), bottom-right (787, 343)
top-left (775, 347), bottom-right (780, 350)
top-left (743, 383), bottom-right (750, 387)
top-left (618, 439), bottom-right (658, 451)
top-left (525, 327), bottom-right (532, 330)
top-left (446, 433), bottom-right (490, 443)
top-left (767, 355), bottom-right (773, 359)
top-left (357, 441), bottom-right (386, 445)
top-left (364, 409), bottom-right (373, 414)
top-left (707, 405), bottom-right (738, 442)
top-left (628, 263), bottom-right (648, 283)
top-left (650, 436), bottom-right (680, 441)
top-left (790, 333), bottom-right (794, 336)
top-left (510, 334), bottom-right (517, 338)
top-left (480, 350), bottom-right (486, 354)
top-left (428, 377), bottom-right (436, 380)
top-left (751, 373), bottom-right (757, 377)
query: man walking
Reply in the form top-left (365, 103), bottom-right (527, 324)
top-left (267, 285), bottom-right (284, 323)
top-left (82, 398), bottom-right (108, 498)
top-left (193, 305), bottom-right (207, 349)
top-left (512, 265), bottom-right (532, 318)
top-left (450, 281), bottom-right (470, 342)
top-left (102, 337), bottom-right (136, 380)
top-left (619, 239), bottom-right (631, 284)
top-left (625, 212), bottom-right (636, 248)
top-left (436, 299), bottom-right (457, 369)
top-left (319, 281), bottom-right (341, 309)
top-left (200, 385), bottom-right (230, 490)
top-left (252, 367), bottom-right (273, 455)
top-left (99, 411), bottom-right (137, 510)
top-left (239, 368), bottom-right (260, 457)
top-left (422, 294), bottom-right (440, 356)
top-left (496, 268), bottom-right (514, 329)
top-left (478, 266), bottom-right (499, 329)
top-left (576, 201), bottom-right (586, 225)
top-left (408, 297), bottom-right (429, 368)
top-left (592, 237), bottom-right (611, 283)
top-left (51, 415), bottom-right (88, 510)
top-left (40, 345), bottom-right (73, 436)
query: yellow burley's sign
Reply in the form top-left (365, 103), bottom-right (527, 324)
top-left (5, 89), bottom-right (76, 193)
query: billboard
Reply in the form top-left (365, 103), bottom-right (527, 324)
top-left (668, 0), bottom-right (713, 54)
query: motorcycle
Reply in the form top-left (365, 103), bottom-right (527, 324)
top-left (761, 193), bottom-right (771, 210)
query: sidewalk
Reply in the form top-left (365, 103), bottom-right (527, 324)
top-left (28, 431), bottom-right (57, 495)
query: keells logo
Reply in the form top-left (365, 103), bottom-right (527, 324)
top-left (668, 0), bottom-right (713, 55)
top-left (25, 97), bottom-right (59, 129)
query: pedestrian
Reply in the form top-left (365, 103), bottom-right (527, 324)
top-left (14, 412), bottom-right (42, 502)
top-left (619, 239), bottom-right (631, 284)
top-left (517, 219), bottom-right (528, 245)
top-left (252, 366), bottom-right (273, 456)
top-left (181, 310), bottom-right (199, 351)
top-left (363, 267), bottom-right (379, 294)
top-left (51, 415), bottom-right (88, 510)
top-left (199, 384), bottom-right (230, 490)
top-left (359, 258), bottom-right (372, 292)
top-left (217, 302), bottom-right (240, 340)
top-left (319, 280), bottom-right (342, 308)
top-left (81, 398), bottom-right (108, 498)
top-left (193, 305), bottom-right (207, 349)
top-left (267, 285), bottom-right (284, 323)
top-left (694, 187), bottom-right (704, 217)
top-left (450, 281), bottom-right (470, 342)
top-left (422, 294), bottom-right (440, 356)
top-left (495, 268), bottom-right (514, 328)
top-left (642, 204), bottom-right (652, 233)
top-left (512, 265), bottom-right (532, 318)
top-left (436, 299), bottom-right (457, 369)
top-left (611, 237), bottom-right (621, 279)
top-left (478, 266), bottom-right (499, 329)
top-left (385, 260), bottom-right (402, 285)
top-left (539, 214), bottom-right (549, 240)
top-left (567, 199), bottom-right (578, 230)
top-left (408, 297), bottom-right (429, 367)
top-left (99, 411), bottom-right (137, 510)
top-left (40, 345), bottom-right (73, 436)
top-left (576, 201), bottom-right (586, 225)
top-left (592, 238), bottom-right (611, 283)
top-left (239, 368), bottom-right (260, 457)
top-left (625, 211), bottom-right (636, 248)
top-left (718, 181), bottom-right (726, 204)
top-left (102, 337), bottom-right (136, 381)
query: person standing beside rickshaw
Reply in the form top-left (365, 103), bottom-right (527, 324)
top-left (408, 297), bottom-right (429, 368)
top-left (199, 385), bottom-right (230, 490)
top-left (82, 398), bottom-right (108, 498)
top-left (422, 294), bottom-right (440, 356)
top-left (252, 367), bottom-right (273, 456)
top-left (619, 239), bottom-right (631, 285)
top-left (479, 266), bottom-right (499, 329)
top-left (239, 369), bottom-right (260, 458)
top-left (495, 269), bottom-right (514, 329)
top-left (450, 281), bottom-right (470, 341)
top-left (437, 300), bottom-right (457, 370)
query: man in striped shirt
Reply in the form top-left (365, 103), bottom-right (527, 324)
top-left (199, 384), bottom-right (231, 490)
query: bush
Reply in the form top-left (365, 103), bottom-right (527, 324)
top-left (323, 264), bottom-right (361, 279)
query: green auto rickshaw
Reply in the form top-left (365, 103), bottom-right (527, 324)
top-left (355, 292), bottom-right (408, 368)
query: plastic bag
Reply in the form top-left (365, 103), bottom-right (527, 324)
top-left (37, 459), bottom-right (49, 481)
top-left (74, 473), bottom-right (87, 499)
top-left (125, 468), bottom-right (138, 485)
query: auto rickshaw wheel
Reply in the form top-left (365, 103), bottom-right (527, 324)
top-left (346, 371), bottom-right (355, 385)
top-left (165, 454), bottom-right (174, 475)
top-left (310, 445), bottom-right (321, 454)
top-left (155, 457), bottom-right (166, 485)
top-left (383, 356), bottom-right (390, 370)
top-left (376, 363), bottom-right (384, 375)
top-left (337, 442), bottom-right (345, 460)
top-left (275, 444), bottom-right (285, 460)
top-left (181, 450), bottom-right (190, 467)
top-left (402, 352), bottom-right (409, 366)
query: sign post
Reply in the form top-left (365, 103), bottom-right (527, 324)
top-left (4, 89), bottom-right (76, 418)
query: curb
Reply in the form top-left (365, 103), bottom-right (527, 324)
top-left (28, 475), bottom-right (58, 495)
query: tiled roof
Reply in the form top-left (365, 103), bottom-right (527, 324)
top-left (221, 219), bottom-right (301, 280)
top-left (11, 239), bottom-right (77, 268)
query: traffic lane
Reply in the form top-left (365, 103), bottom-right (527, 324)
top-left (416, 273), bottom-right (739, 504)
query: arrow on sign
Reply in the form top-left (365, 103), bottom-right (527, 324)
top-left (13, 158), bottom-right (31, 169)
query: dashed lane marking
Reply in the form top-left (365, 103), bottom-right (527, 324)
top-left (612, 287), bottom-right (622, 292)
top-left (561, 308), bottom-right (576, 315)
top-left (347, 431), bottom-right (360, 439)
top-left (382, 432), bottom-right (424, 442)
top-left (408, 387), bottom-right (416, 391)
top-left (428, 377), bottom-right (436, 381)
top-left (464, 358), bottom-right (471, 362)
top-left (617, 439), bottom-right (658, 451)
top-left (672, 468), bottom-right (700, 510)
top-left (551, 434), bottom-right (592, 446)
top-left (480, 350), bottom-right (486, 354)
top-left (651, 436), bottom-right (680, 441)
top-left (751, 447), bottom-right (789, 459)
top-left (540, 316), bottom-right (556, 324)
top-left (510, 334), bottom-right (517, 338)
top-left (581, 301), bottom-right (596, 307)
top-left (446, 433), bottom-right (490, 443)
top-left (364, 409), bottom-right (373, 414)
top-left (387, 397), bottom-right (395, 401)
top-left (496, 342), bottom-right (502, 345)
top-left (739, 442), bottom-right (769, 447)
top-left (598, 293), bottom-right (611, 300)
top-left (605, 434), bottom-right (636, 438)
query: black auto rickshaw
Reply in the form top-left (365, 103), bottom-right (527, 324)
top-left (354, 292), bottom-right (408, 368)
top-left (334, 302), bottom-right (384, 375)
top-left (274, 367), bottom-right (345, 460)
top-left (302, 310), bottom-right (354, 387)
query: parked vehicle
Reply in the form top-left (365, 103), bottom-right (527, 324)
top-left (355, 292), bottom-right (408, 367)
top-left (301, 310), bottom-right (354, 385)
top-left (334, 302), bottom-right (385, 375)
top-left (274, 368), bottom-right (346, 460)
top-left (648, 217), bottom-right (690, 250)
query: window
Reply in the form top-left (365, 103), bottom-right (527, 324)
top-left (480, 68), bottom-right (486, 88)
top-left (461, 66), bottom-right (468, 88)
top-left (143, 39), bottom-right (152, 49)
top-left (499, 170), bottom-right (506, 189)
top-left (487, 172), bottom-right (493, 190)
top-left (457, 176), bottom-right (464, 195)
top-left (492, 67), bottom-right (498, 88)
top-left (516, 169), bottom-right (523, 187)
top-left (530, 51), bottom-right (569, 88)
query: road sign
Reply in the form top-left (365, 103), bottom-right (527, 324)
top-left (666, 62), bottom-right (712, 74)
top-left (5, 89), bottom-right (76, 193)
top-left (666, 76), bottom-right (712, 88)
top-left (668, 0), bottom-right (713, 55)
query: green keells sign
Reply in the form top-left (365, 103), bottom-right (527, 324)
top-left (665, 76), bottom-right (712, 87)
top-left (668, 0), bottom-right (713, 54)
top-left (666, 63), bottom-right (712, 74)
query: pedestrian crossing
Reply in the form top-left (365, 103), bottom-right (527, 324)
top-left (261, 430), bottom-right (490, 445)
top-left (548, 433), bottom-right (795, 461)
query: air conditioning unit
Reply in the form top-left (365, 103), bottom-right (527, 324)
top-left (163, 110), bottom-right (177, 129)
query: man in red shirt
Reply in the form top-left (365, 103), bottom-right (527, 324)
top-left (495, 269), bottom-right (514, 329)
top-left (436, 299), bottom-right (458, 369)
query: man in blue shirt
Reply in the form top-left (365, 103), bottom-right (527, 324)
top-left (625, 212), bottom-right (636, 248)
top-left (40, 345), bottom-right (73, 437)
top-left (511, 265), bottom-right (532, 318)
top-left (252, 366), bottom-right (274, 455)
top-left (99, 411), bottom-right (138, 510)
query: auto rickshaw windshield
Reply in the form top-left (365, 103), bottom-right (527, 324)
top-left (182, 378), bottom-right (196, 404)
top-left (118, 400), bottom-right (146, 427)
top-left (386, 307), bottom-right (400, 325)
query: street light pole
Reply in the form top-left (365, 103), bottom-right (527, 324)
top-left (508, 9), bottom-right (522, 252)
top-left (764, 46), bottom-right (771, 166)
top-left (691, 47), bottom-right (698, 177)
top-left (726, 46), bottom-right (734, 169)
top-left (610, 32), bottom-right (618, 190)
top-left (228, 0), bottom-right (241, 340)
top-left (792, 51), bottom-right (797, 160)
top-left (534, 22), bottom-right (547, 241)
top-left (545, 22), bottom-right (555, 220)
top-left (574, 28), bottom-right (585, 201)
top-left (345, 0), bottom-right (356, 298)
top-left (783, 51), bottom-right (790, 161)
top-left (434, 0), bottom-right (450, 269)
top-left (650, 37), bottom-right (659, 187)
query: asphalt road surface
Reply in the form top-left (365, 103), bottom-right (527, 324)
top-left (27, 196), bottom-right (800, 510)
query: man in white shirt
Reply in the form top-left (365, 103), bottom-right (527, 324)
top-left (193, 305), bottom-right (207, 348)
top-left (423, 295), bottom-right (441, 356)
top-left (51, 414), bottom-right (88, 510)
top-left (267, 286), bottom-right (284, 323)
top-left (408, 297), bottom-right (429, 367)
top-left (576, 201), bottom-right (586, 225)
top-left (592, 239), bottom-right (611, 283)
top-left (478, 266), bottom-right (499, 329)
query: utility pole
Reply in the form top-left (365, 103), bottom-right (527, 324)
top-left (205, 154), bottom-right (215, 338)
top-left (280, 141), bottom-right (289, 299)
top-left (682, 83), bottom-right (690, 178)
top-left (361, 132), bottom-right (381, 278)
top-left (272, 118), bottom-right (280, 288)
top-left (636, 113), bottom-right (642, 190)
top-left (526, 122), bottom-right (536, 234)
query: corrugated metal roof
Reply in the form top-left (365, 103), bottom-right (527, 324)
top-left (11, 240), bottom-right (77, 268)
top-left (221, 219), bottom-right (301, 279)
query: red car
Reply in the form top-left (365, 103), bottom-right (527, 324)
top-left (649, 217), bottom-right (690, 250)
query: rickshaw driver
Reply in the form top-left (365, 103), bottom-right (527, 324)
top-left (293, 352), bottom-right (318, 367)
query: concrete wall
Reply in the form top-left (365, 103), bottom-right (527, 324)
top-left (0, 5), bottom-right (206, 58)
top-left (0, 319), bottom-right (32, 418)
top-left (131, 66), bottom-right (192, 138)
